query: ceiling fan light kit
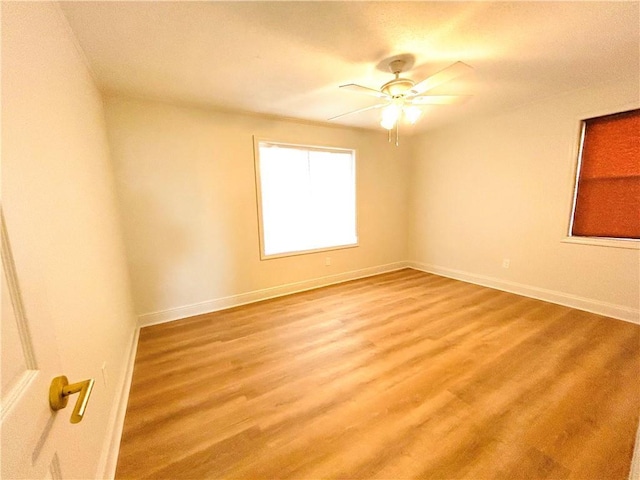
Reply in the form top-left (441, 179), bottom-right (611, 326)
top-left (330, 57), bottom-right (473, 146)
top-left (403, 105), bottom-right (422, 124)
top-left (380, 103), bottom-right (421, 130)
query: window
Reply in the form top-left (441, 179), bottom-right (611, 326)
top-left (570, 108), bottom-right (639, 240)
top-left (254, 140), bottom-right (357, 258)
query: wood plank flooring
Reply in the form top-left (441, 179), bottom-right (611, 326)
top-left (116, 269), bottom-right (640, 479)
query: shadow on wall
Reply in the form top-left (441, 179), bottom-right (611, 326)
top-left (124, 179), bottom-right (243, 317)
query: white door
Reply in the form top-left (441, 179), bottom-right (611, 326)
top-left (1, 211), bottom-right (86, 479)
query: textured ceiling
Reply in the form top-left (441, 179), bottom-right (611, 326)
top-left (60, 1), bottom-right (639, 133)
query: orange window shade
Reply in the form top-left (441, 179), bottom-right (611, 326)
top-left (572, 109), bottom-right (640, 239)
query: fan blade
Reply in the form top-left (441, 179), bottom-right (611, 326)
top-left (328, 103), bottom-right (387, 121)
top-left (409, 95), bottom-right (472, 105)
top-left (340, 83), bottom-right (390, 99)
top-left (408, 62), bottom-right (473, 96)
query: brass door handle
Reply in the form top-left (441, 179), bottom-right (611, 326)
top-left (49, 376), bottom-right (95, 424)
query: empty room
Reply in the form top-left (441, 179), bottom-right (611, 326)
top-left (2, 1), bottom-right (639, 479)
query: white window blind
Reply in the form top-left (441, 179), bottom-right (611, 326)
top-left (255, 141), bottom-right (357, 258)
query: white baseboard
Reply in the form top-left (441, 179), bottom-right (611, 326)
top-left (138, 260), bottom-right (639, 326)
top-left (138, 261), bottom-right (409, 327)
top-left (96, 327), bottom-right (140, 480)
top-left (408, 261), bottom-right (640, 325)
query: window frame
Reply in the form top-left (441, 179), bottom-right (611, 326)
top-left (253, 137), bottom-right (359, 260)
top-left (564, 104), bottom-right (640, 250)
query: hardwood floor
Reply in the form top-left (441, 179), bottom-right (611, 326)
top-left (116, 269), bottom-right (640, 479)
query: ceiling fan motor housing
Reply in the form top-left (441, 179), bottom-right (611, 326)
top-left (381, 78), bottom-right (415, 97)
top-left (381, 59), bottom-right (415, 97)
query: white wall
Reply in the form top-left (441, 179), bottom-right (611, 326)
top-left (103, 96), bottom-right (410, 323)
top-left (105, 82), bottom-right (639, 326)
top-left (408, 81), bottom-right (639, 321)
top-left (2, 3), bottom-right (137, 477)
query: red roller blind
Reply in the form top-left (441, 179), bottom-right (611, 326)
top-left (572, 109), bottom-right (640, 239)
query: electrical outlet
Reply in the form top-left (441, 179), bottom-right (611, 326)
top-left (325, 257), bottom-right (331, 266)
top-left (101, 362), bottom-right (108, 387)
top-left (502, 258), bottom-right (510, 269)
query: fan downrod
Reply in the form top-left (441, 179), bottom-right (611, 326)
top-left (388, 59), bottom-right (406, 76)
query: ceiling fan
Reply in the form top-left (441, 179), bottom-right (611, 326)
top-left (329, 59), bottom-right (473, 144)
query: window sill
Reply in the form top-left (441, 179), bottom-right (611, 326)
top-left (261, 242), bottom-right (359, 260)
top-left (562, 236), bottom-right (639, 250)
